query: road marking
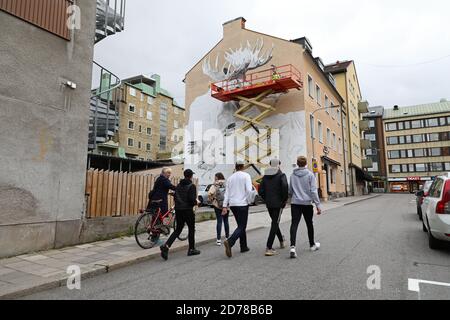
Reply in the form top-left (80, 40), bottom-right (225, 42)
top-left (408, 278), bottom-right (450, 294)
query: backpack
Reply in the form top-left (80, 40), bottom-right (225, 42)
top-left (215, 182), bottom-right (226, 208)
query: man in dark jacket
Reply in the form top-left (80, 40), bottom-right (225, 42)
top-left (258, 159), bottom-right (289, 256)
top-left (160, 169), bottom-right (200, 260)
top-left (148, 167), bottom-right (176, 214)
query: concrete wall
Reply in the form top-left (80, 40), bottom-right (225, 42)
top-left (0, 0), bottom-right (96, 258)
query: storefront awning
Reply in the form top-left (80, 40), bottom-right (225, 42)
top-left (321, 156), bottom-right (341, 167)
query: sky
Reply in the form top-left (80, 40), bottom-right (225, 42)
top-left (93, 0), bottom-right (450, 109)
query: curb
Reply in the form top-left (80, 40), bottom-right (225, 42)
top-left (0, 225), bottom-right (266, 300)
top-left (342, 194), bottom-right (381, 206)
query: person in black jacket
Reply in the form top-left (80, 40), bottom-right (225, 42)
top-left (160, 169), bottom-right (200, 260)
top-left (258, 159), bottom-right (289, 256)
top-left (148, 167), bottom-right (176, 214)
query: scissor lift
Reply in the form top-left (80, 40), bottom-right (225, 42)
top-left (211, 64), bottom-right (303, 173)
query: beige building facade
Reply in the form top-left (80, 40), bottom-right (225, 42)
top-left (384, 101), bottom-right (450, 193)
top-left (184, 17), bottom-right (346, 199)
top-left (325, 61), bottom-right (372, 196)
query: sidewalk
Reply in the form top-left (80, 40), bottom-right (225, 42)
top-left (0, 194), bottom-right (379, 299)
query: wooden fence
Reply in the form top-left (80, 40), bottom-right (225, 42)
top-left (85, 169), bottom-right (184, 218)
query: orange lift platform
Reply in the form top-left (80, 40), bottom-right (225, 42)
top-left (210, 64), bottom-right (303, 172)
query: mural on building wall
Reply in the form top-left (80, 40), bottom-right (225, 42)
top-left (184, 39), bottom-right (307, 185)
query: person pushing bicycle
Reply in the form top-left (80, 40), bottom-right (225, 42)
top-left (147, 167), bottom-right (176, 215)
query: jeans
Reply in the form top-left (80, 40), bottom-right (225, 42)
top-left (166, 209), bottom-right (195, 250)
top-left (228, 206), bottom-right (249, 249)
top-left (266, 208), bottom-right (284, 250)
top-left (290, 204), bottom-right (315, 247)
top-left (214, 208), bottom-right (230, 241)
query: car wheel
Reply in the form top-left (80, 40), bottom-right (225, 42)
top-left (422, 220), bottom-right (427, 232)
top-left (427, 219), bottom-right (441, 250)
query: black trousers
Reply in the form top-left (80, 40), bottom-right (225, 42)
top-left (228, 206), bottom-right (249, 249)
top-left (290, 204), bottom-right (315, 247)
top-left (166, 209), bottom-right (195, 250)
top-left (266, 208), bottom-right (284, 249)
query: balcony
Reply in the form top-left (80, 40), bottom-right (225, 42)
top-left (360, 139), bottom-right (372, 149)
top-left (359, 120), bottom-right (370, 132)
top-left (362, 158), bottom-right (373, 169)
top-left (358, 101), bottom-right (369, 113)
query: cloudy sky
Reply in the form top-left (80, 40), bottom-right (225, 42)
top-left (94, 0), bottom-right (450, 108)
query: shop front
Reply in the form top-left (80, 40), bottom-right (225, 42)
top-left (388, 177), bottom-right (432, 193)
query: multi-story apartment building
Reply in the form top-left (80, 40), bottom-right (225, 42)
top-left (384, 101), bottom-right (450, 193)
top-left (325, 61), bottom-right (372, 196)
top-left (184, 17), bottom-right (346, 199)
top-left (94, 74), bottom-right (186, 161)
top-left (362, 106), bottom-right (388, 192)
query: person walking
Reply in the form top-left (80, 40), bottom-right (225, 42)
top-left (258, 159), bottom-right (288, 256)
top-left (160, 169), bottom-right (200, 260)
top-left (289, 156), bottom-right (322, 259)
top-left (208, 173), bottom-right (230, 246)
top-left (147, 167), bottom-right (176, 214)
top-left (223, 162), bottom-right (253, 258)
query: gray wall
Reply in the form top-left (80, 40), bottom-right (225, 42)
top-left (0, 0), bottom-right (96, 258)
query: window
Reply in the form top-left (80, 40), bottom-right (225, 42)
top-left (343, 114), bottom-right (346, 128)
top-left (405, 135), bottom-right (412, 144)
top-left (138, 141), bottom-right (142, 149)
top-left (407, 150), bottom-right (414, 158)
top-left (139, 108), bottom-right (144, 118)
top-left (138, 125), bottom-right (142, 133)
top-left (366, 149), bottom-right (376, 156)
top-left (397, 122), bottom-right (404, 130)
top-left (415, 164), bottom-right (427, 172)
top-left (391, 165), bottom-right (401, 173)
top-left (369, 120), bottom-right (375, 128)
top-left (318, 121), bottom-right (323, 143)
top-left (147, 111), bottom-right (153, 121)
top-left (387, 137), bottom-right (399, 145)
top-left (427, 133), bottom-right (439, 142)
top-left (332, 133), bottom-right (337, 150)
top-left (400, 150), bottom-right (407, 158)
top-left (147, 96), bottom-right (154, 105)
top-left (399, 136), bottom-right (405, 144)
top-left (413, 135), bottom-right (423, 143)
top-left (325, 95), bottom-right (329, 113)
top-left (337, 109), bottom-right (341, 125)
top-left (426, 118), bottom-right (439, 127)
top-left (368, 162), bottom-right (379, 173)
top-left (128, 121), bottom-right (135, 130)
top-left (404, 121), bottom-right (411, 130)
top-left (310, 115), bottom-right (315, 139)
top-left (316, 85), bottom-right (321, 105)
top-left (174, 107), bottom-right (180, 115)
top-left (147, 128), bottom-right (152, 136)
top-left (127, 138), bottom-right (134, 147)
top-left (430, 163), bottom-right (444, 172)
top-left (308, 75), bottom-right (314, 98)
top-left (439, 117), bottom-right (447, 126)
top-left (338, 138), bottom-right (342, 154)
top-left (411, 120), bottom-right (422, 129)
top-left (402, 164), bottom-right (408, 173)
top-left (430, 148), bottom-right (441, 156)
top-left (341, 170), bottom-right (345, 184)
top-left (174, 120), bottom-right (179, 129)
top-left (409, 164), bottom-right (415, 172)
top-left (326, 128), bottom-right (331, 147)
top-left (389, 151), bottom-right (400, 159)
top-left (146, 143), bottom-right (151, 151)
top-left (429, 179), bottom-right (444, 198)
top-left (414, 149), bottom-right (425, 157)
top-left (140, 93), bottom-right (144, 102)
top-left (445, 163), bottom-right (450, 171)
top-left (386, 123), bottom-right (397, 131)
top-left (129, 87), bottom-right (136, 97)
top-left (128, 104), bottom-right (136, 113)
top-left (365, 134), bottom-right (376, 141)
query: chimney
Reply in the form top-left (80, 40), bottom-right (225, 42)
top-left (223, 17), bottom-right (246, 37)
top-left (393, 105), bottom-right (399, 111)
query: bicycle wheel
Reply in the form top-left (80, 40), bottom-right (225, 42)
top-left (173, 216), bottom-right (189, 241)
top-left (135, 212), bottom-right (159, 249)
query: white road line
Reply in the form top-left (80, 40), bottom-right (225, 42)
top-left (408, 278), bottom-right (450, 297)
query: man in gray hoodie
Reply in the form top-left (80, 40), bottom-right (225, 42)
top-left (289, 156), bottom-right (322, 259)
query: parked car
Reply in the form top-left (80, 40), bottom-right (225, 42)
top-left (197, 184), bottom-right (212, 207)
top-left (421, 173), bottom-right (450, 249)
top-left (415, 181), bottom-right (434, 220)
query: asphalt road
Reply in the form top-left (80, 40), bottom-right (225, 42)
top-left (23, 194), bottom-right (450, 300)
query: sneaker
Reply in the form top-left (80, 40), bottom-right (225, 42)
top-left (290, 246), bottom-right (297, 259)
top-left (310, 242), bottom-right (321, 252)
top-left (265, 249), bottom-right (278, 257)
top-left (188, 249), bottom-right (201, 256)
top-left (240, 247), bottom-right (250, 253)
top-left (160, 245), bottom-right (169, 261)
top-left (224, 240), bottom-right (232, 258)
top-left (280, 236), bottom-right (286, 249)
top-left (216, 240), bottom-right (222, 246)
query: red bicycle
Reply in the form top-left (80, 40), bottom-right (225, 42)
top-left (134, 201), bottom-right (188, 249)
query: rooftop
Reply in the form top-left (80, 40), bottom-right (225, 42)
top-left (324, 61), bottom-right (353, 74)
top-left (363, 106), bottom-right (384, 118)
top-left (383, 100), bottom-right (450, 120)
